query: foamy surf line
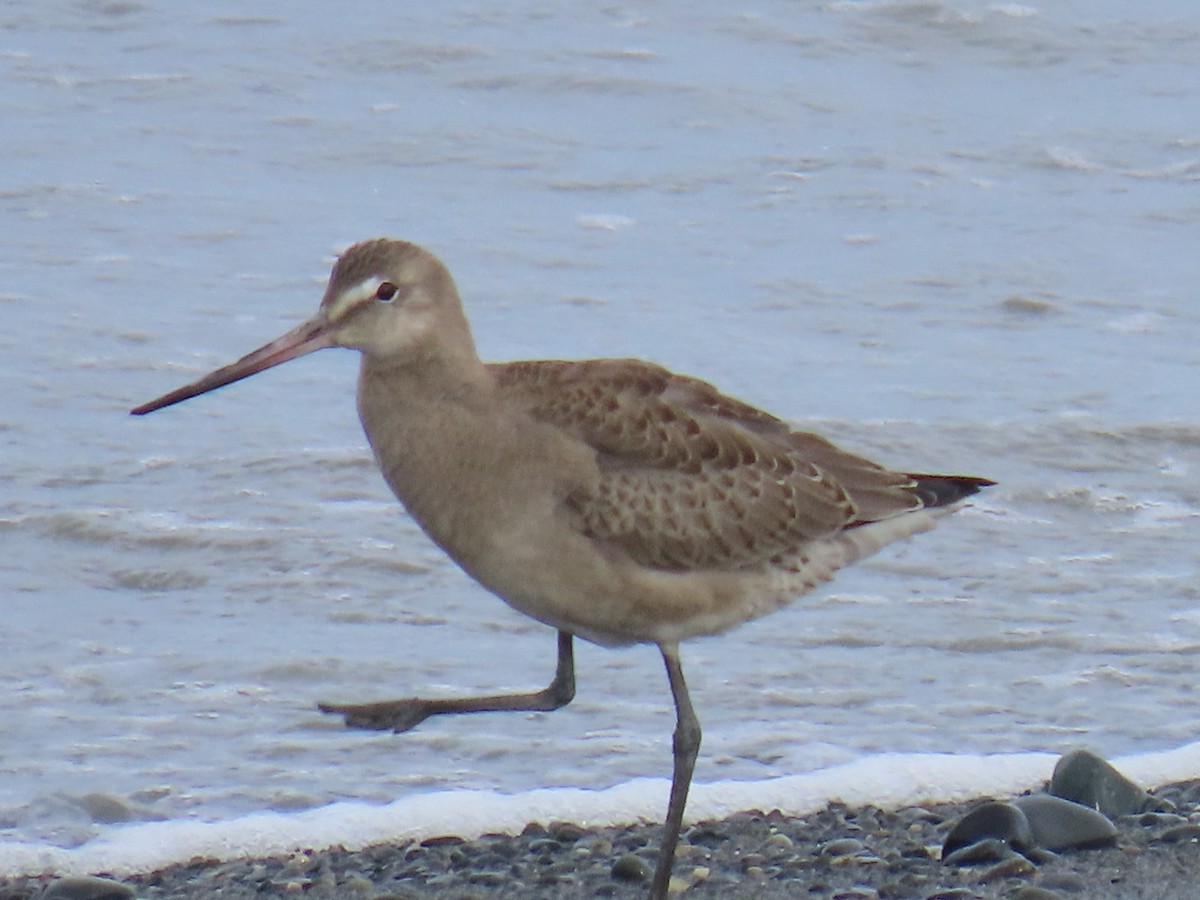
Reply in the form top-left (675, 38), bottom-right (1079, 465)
top-left (4, 743), bottom-right (1199, 878)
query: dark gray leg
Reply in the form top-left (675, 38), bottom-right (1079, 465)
top-left (649, 641), bottom-right (701, 900)
top-left (319, 630), bottom-right (575, 732)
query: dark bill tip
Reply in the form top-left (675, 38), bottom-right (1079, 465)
top-left (130, 316), bottom-right (334, 416)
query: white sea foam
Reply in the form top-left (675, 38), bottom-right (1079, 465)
top-left (4, 743), bottom-right (1198, 879)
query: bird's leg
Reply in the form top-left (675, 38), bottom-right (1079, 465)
top-left (649, 642), bottom-right (701, 900)
top-left (318, 630), bottom-right (575, 733)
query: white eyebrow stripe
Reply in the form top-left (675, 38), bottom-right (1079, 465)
top-left (327, 276), bottom-right (385, 321)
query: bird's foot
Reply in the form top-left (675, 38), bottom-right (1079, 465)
top-left (317, 698), bottom-right (433, 733)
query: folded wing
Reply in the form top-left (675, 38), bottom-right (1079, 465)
top-left (493, 359), bottom-right (988, 572)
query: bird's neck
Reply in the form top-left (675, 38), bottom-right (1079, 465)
top-left (355, 352), bottom-right (505, 548)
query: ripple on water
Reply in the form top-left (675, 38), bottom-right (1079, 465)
top-left (32, 509), bottom-right (277, 551)
top-left (105, 569), bottom-right (209, 592)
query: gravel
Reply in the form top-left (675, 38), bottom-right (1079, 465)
top-left (4, 778), bottom-right (1198, 900)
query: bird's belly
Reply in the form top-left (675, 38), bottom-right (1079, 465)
top-left (464, 509), bottom-right (943, 648)
top-left (461, 534), bottom-right (801, 648)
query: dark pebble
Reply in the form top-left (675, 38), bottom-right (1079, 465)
top-left (943, 801), bottom-right (1033, 857)
top-left (610, 853), bottom-right (650, 882)
top-left (549, 821), bottom-right (586, 842)
top-left (526, 838), bottom-right (564, 856)
top-left (943, 837), bottom-right (1019, 866)
top-left (420, 834), bottom-right (465, 848)
top-left (1049, 749), bottom-right (1150, 817)
top-left (819, 837), bottom-right (866, 857)
top-left (684, 824), bottom-right (728, 848)
top-left (43, 878), bottom-right (135, 900)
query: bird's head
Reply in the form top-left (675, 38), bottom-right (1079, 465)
top-left (131, 239), bottom-right (468, 416)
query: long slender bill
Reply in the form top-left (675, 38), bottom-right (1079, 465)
top-left (131, 315), bottom-right (335, 415)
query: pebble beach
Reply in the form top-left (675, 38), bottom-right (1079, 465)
top-left (8, 774), bottom-right (1199, 900)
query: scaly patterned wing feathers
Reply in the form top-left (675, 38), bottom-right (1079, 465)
top-left (491, 359), bottom-right (927, 571)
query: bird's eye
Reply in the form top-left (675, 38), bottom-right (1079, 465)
top-left (375, 282), bottom-right (399, 302)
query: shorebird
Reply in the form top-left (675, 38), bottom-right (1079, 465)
top-left (132, 239), bottom-right (993, 899)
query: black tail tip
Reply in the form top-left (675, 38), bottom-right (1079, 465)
top-left (908, 474), bottom-right (995, 509)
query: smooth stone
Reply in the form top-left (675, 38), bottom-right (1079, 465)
top-left (979, 854), bottom-right (1036, 882)
top-left (610, 853), bottom-right (650, 882)
top-left (1155, 823), bottom-right (1200, 843)
top-left (548, 821), bottom-right (586, 842)
top-left (1011, 794), bottom-right (1119, 851)
top-left (42, 877), bottom-right (135, 899)
top-left (666, 875), bottom-right (690, 893)
top-left (943, 801), bottom-right (1034, 858)
top-left (818, 837), bottom-right (866, 857)
top-left (942, 836), bottom-right (1019, 866)
top-left (418, 834), bottom-right (464, 848)
top-left (1049, 748), bottom-right (1150, 816)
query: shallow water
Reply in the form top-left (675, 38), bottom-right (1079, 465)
top-left (3, 0), bottom-right (1200, 855)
